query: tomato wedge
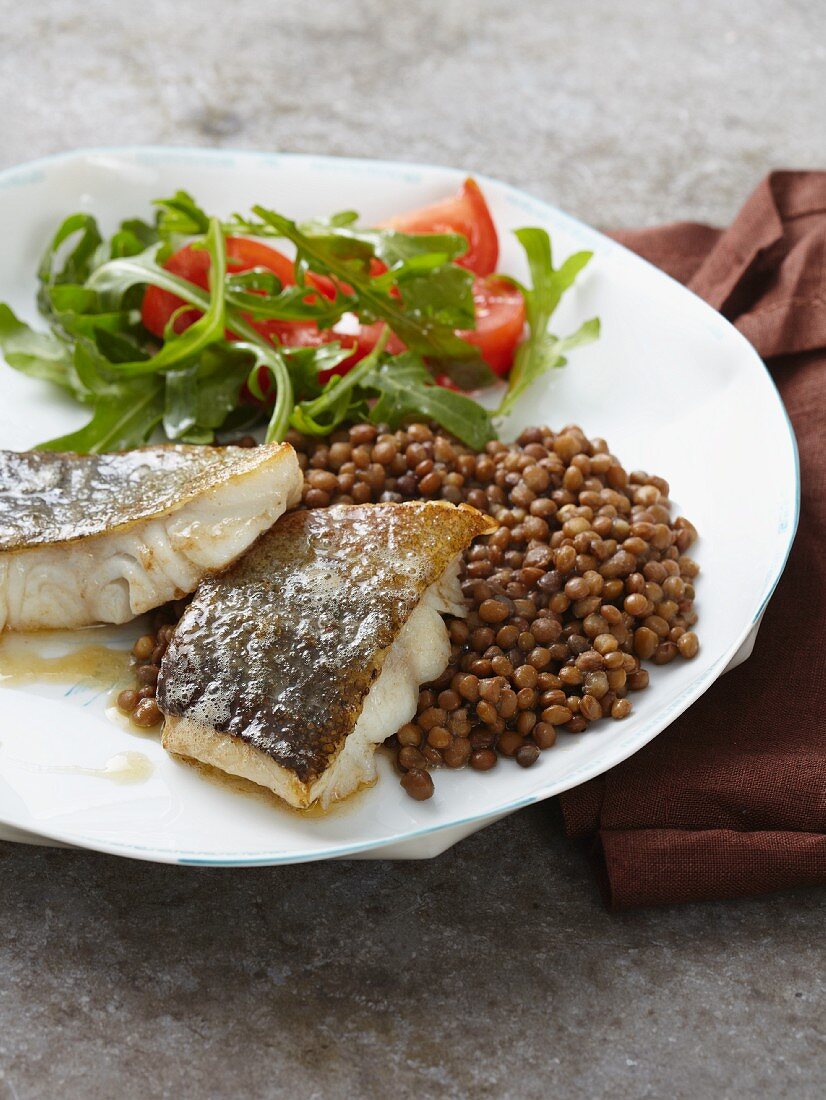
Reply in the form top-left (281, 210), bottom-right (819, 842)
top-left (141, 237), bottom-right (296, 339)
top-left (461, 277), bottom-right (525, 376)
top-left (380, 178), bottom-right (499, 276)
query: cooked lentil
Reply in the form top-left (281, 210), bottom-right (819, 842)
top-left (401, 768), bottom-right (435, 801)
top-left (119, 422), bottom-right (699, 802)
top-left (132, 697), bottom-right (163, 728)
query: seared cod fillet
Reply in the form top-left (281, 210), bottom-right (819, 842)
top-left (159, 501), bottom-right (494, 809)
top-left (0, 443), bottom-right (301, 631)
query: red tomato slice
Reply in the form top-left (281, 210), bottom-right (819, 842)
top-left (460, 277), bottom-right (526, 377)
top-left (380, 178), bottom-right (499, 276)
top-left (433, 279), bottom-right (526, 386)
top-left (141, 237), bottom-right (297, 339)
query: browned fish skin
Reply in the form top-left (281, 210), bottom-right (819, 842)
top-left (0, 444), bottom-right (293, 551)
top-left (158, 502), bottom-right (493, 785)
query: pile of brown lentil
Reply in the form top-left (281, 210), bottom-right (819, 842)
top-left (117, 421), bottom-right (700, 803)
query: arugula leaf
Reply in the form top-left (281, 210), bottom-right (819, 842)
top-left (86, 218), bottom-right (227, 376)
top-left (37, 213), bottom-right (103, 291)
top-left (226, 269), bottom-right (283, 295)
top-left (430, 354), bottom-right (499, 392)
top-left (497, 228), bottom-right (599, 418)
top-left (516, 228), bottom-right (592, 328)
top-left (0, 304), bottom-right (82, 395)
top-left (222, 340), bottom-right (293, 443)
top-left (39, 283), bottom-right (141, 350)
top-left (86, 242), bottom-right (201, 306)
top-left (153, 190), bottom-right (210, 238)
top-left (164, 343), bottom-right (254, 440)
top-left (163, 363), bottom-right (200, 439)
top-left (396, 262), bottom-right (476, 330)
top-left (365, 352), bottom-right (495, 450)
top-left (216, 405), bottom-right (266, 438)
top-left (93, 328), bottom-right (151, 364)
top-left (289, 384), bottom-right (356, 438)
top-left (369, 230), bottom-right (468, 269)
top-left (498, 318), bottom-right (600, 417)
top-left (48, 284), bottom-right (99, 314)
top-left (109, 218), bottom-right (160, 258)
top-left (38, 380), bottom-right (164, 453)
top-left (34, 215), bottom-right (120, 344)
top-left (283, 343), bottom-right (353, 402)
top-left (225, 270), bottom-right (350, 326)
top-left (231, 209), bottom-right (375, 277)
top-left (71, 339), bottom-right (124, 395)
top-left (193, 344), bottom-right (257, 430)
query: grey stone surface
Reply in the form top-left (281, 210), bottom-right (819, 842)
top-left (1, 817), bottom-right (825, 1100)
top-left (1, 0), bottom-right (824, 228)
top-left (0, 1), bottom-right (824, 1097)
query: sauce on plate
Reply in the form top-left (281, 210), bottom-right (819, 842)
top-left (0, 631), bottom-right (131, 686)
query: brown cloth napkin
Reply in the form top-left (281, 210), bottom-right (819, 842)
top-left (559, 171), bottom-right (826, 909)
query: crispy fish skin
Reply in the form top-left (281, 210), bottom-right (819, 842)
top-left (0, 445), bottom-right (298, 549)
top-left (0, 443), bottom-right (302, 630)
top-left (162, 584), bottom-right (456, 808)
top-left (158, 501), bottom-right (494, 807)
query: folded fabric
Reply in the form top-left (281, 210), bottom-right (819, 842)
top-left (559, 172), bottom-right (826, 909)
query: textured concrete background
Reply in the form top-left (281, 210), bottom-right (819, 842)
top-left (2, 0), bottom-right (824, 227)
top-left (0, 1), bottom-right (824, 1098)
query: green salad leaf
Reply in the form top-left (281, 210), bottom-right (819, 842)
top-left (183, 344), bottom-right (257, 432)
top-left (225, 270), bottom-right (350, 326)
top-left (108, 217), bottom-right (160, 259)
top-left (154, 190), bottom-right (210, 238)
top-left (0, 304), bottom-right (81, 394)
top-left (37, 213), bottom-right (103, 290)
top-left (366, 352), bottom-right (496, 451)
top-left (282, 343), bottom-right (353, 403)
top-left (88, 218), bottom-right (228, 376)
top-left (429, 354), bottom-right (498, 392)
top-left (39, 381), bottom-right (165, 453)
top-left (0, 189), bottom-right (598, 454)
top-left (497, 228), bottom-right (599, 418)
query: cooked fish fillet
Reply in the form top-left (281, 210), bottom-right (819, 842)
top-left (158, 501), bottom-right (495, 809)
top-left (0, 443), bottom-right (301, 631)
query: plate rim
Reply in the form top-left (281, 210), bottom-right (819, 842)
top-left (0, 145), bottom-right (801, 865)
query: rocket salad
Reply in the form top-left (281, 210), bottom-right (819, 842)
top-left (0, 179), bottom-right (598, 452)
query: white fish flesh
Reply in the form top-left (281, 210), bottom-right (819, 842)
top-left (0, 443), bottom-right (302, 631)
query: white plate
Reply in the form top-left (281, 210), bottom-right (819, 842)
top-left (0, 147), bottom-right (798, 864)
